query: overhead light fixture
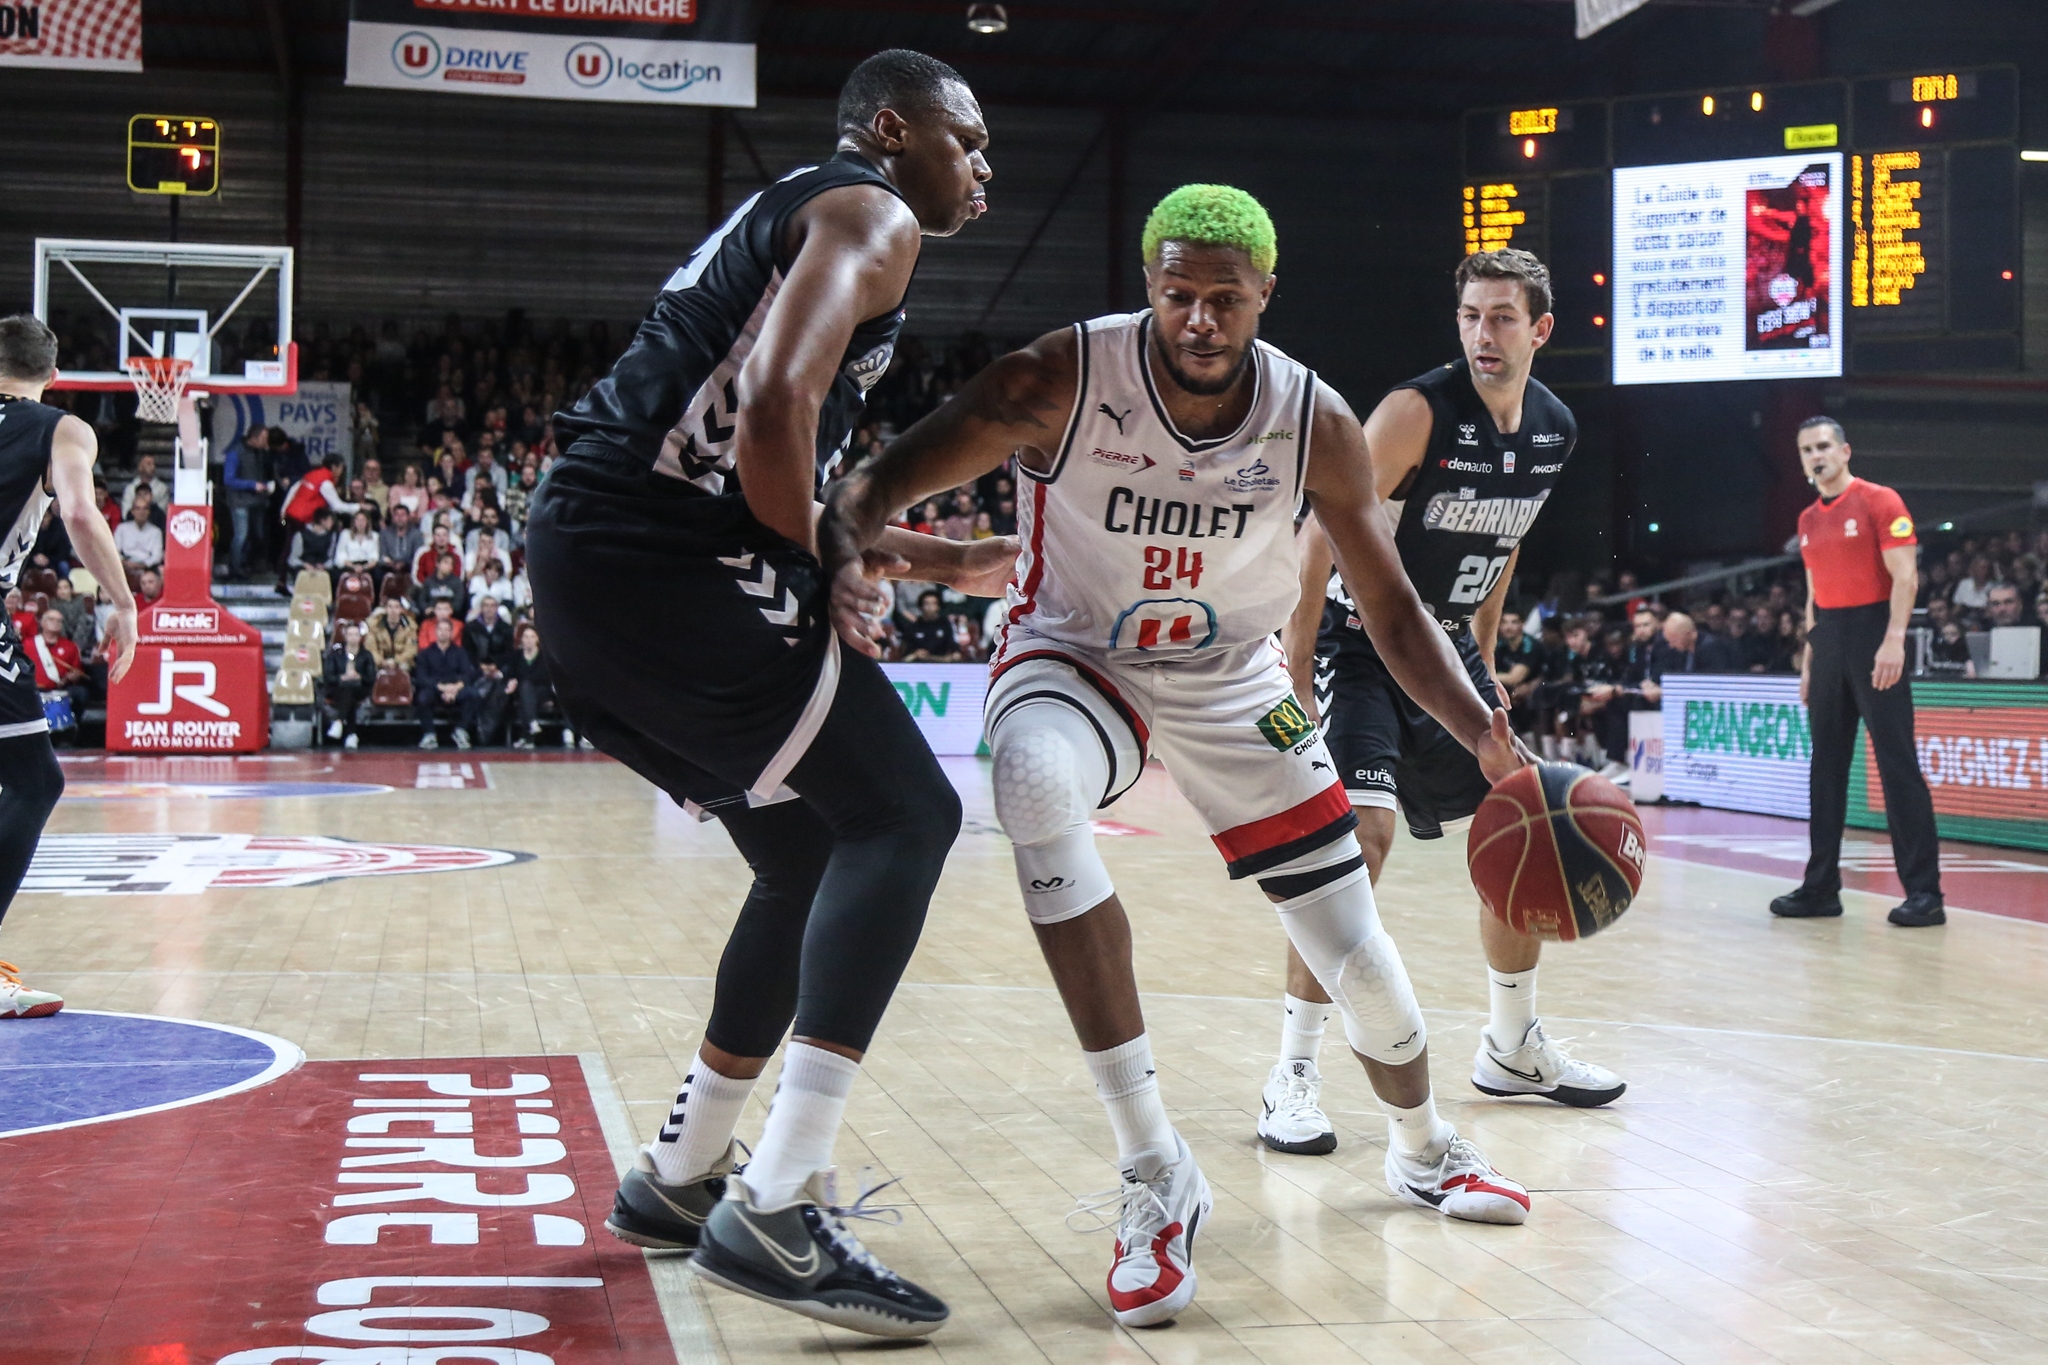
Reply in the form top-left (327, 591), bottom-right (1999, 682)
top-left (966, 3), bottom-right (1008, 34)
top-left (1788, 0), bottom-right (1843, 14)
top-left (2021, 150), bottom-right (2048, 161)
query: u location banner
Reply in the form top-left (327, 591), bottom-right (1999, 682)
top-left (346, 0), bottom-right (756, 106)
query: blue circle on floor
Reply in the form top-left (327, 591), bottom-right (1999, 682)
top-left (0, 1010), bottom-right (302, 1139)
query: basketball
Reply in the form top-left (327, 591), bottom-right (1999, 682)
top-left (1467, 763), bottom-right (1647, 942)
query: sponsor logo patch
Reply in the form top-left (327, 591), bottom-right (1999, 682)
top-left (1890, 514), bottom-right (1914, 538)
top-left (169, 509), bottom-right (208, 549)
top-left (1440, 457), bottom-right (1493, 473)
top-left (1256, 697), bottom-right (1316, 752)
top-left (1091, 447), bottom-right (1156, 472)
top-left (1223, 457), bottom-right (1280, 493)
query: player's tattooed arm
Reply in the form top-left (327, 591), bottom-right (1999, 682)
top-left (821, 328), bottom-right (1076, 655)
top-left (1302, 380), bottom-right (1531, 782)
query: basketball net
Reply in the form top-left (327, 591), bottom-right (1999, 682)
top-left (125, 354), bottom-right (194, 425)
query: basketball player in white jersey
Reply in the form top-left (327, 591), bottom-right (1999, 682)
top-left (823, 186), bottom-right (1535, 1330)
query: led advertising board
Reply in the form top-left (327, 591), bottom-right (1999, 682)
top-left (1612, 153), bottom-right (1843, 385)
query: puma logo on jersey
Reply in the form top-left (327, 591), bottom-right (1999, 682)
top-left (1098, 402), bottom-right (1131, 433)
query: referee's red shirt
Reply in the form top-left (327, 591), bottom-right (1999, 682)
top-left (1798, 477), bottom-right (1916, 609)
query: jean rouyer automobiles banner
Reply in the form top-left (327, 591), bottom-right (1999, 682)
top-left (347, 0), bottom-right (757, 106)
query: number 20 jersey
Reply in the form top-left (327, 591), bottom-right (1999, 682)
top-left (1364, 358), bottom-right (1576, 634)
top-left (998, 311), bottom-right (1316, 662)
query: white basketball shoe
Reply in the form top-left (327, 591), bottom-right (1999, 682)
top-left (1073, 1133), bottom-right (1213, 1327)
top-left (0, 961), bottom-right (63, 1018)
top-left (1472, 1019), bottom-right (1626, 1107)
top-left (1385, 1131), bottom-right (1530, 1225)
top-left (1257, 1059), bottom-right (1337, 1155)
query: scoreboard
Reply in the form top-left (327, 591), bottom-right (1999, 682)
top-left (1461, 67), bottom-right (2019, 385)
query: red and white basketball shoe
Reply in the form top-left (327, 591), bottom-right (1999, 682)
top-left (1076, 1134), bottom-right (1213, 1327)
top-left (0, 961), bottom-right (62, 1018)
top-left (1385, 1131), bottom-right (1530, 1225)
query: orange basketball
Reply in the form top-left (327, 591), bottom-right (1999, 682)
top-left (1467, 763), bottom-right (1646, 941)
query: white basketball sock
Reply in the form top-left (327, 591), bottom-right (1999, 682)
top-left (1487, 967), bottom-right (1539, 1049)
top-left (1280, 993), bottom-right (1330, 1063)
top-left (649, 1056), bottom-right (755, 1184)
top-left (1382, 1093), bottom-right (1454, 1162)
top-left (1084, 1034), bottom-right (1177, 1169)
top-left (743, 1043), bottom-right (859, 1209)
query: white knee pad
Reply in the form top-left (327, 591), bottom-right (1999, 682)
top-left (1263, 834), bottom-right (1427, 1064)
top-left (990, 700), bottom-right (1115, 925)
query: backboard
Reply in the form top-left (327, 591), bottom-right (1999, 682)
top-left (33, 238), bottom-right (297, 395)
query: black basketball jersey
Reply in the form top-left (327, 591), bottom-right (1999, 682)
top-left (0, 396), bottom-right (61, 592)
top-left (1330, 359), bottom-right (1575, 635)
top-left (555, 151), bottom-right (910, 497)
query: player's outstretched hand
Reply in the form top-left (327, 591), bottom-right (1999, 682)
top-left (829, 549), bottom-right (908, 658)
top-left (953, 534), bottom-right (1021, 597)
top-left (1475, 707), bottom-right (1535, 785)
top-left (104, 604), bottom-right (139, 685)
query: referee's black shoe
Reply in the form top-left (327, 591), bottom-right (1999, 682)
top-left (1887, 893), bottom-right (1946, 928)
top-left (1769, 886), bottom-right (1844, 918)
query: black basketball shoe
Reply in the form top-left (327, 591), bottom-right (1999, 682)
top-left (1887, 893), bottom-right (1946, 928)
top-left (691, 1171), bottom-right (949, 1338)
top-left (1769, 886), bottom-right (1843, 918)
top-left (604, 1141), bottom-right (738, 1250)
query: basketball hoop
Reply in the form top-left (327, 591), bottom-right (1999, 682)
top-left (125, 354), bottom-right (195, 425)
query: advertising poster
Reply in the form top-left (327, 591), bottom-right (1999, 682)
top-left (1745, 162), bottom-right (1834, 351)
top-left (0, 0), bottom-right (142, 72)
top-left (346, 0), bottom-right (757, 107)
top-left (210, 382), bottom-right (353, 469)
top-left (1613, 153), bottom-right (1843, 385)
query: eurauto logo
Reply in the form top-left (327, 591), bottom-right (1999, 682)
top-left (393, 30), bottom-right (441, 78)
top-left (565, 40), bottom-right (724, 94)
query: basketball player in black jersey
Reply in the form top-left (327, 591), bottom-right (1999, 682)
top-left (526, 52), bottom-right (1005, 1337)
top-left (0, 316), bottom-right (137, 1017)
top-left (1254, 251), bottom-right (1624, 1157)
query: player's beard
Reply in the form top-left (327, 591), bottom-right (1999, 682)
top-left (1154, 334), bottom-right (1254, 397)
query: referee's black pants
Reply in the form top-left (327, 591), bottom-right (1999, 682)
top-left (1803, 602), bottom-right (1942, 899)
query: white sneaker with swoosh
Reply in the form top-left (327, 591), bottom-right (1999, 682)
top-left (691, 1170), bottom-right (950, 1338)
top-left (1472, 1019), bottom-right (1626, 1107)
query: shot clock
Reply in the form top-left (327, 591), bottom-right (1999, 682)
top-left (127, 115), bottom-right (220, 197)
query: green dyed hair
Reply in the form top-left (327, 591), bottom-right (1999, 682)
top-left (1141, 184), bottom-right (1277, 276)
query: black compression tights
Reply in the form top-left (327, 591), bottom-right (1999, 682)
top-left (703, 657), bottom-right (963, 1058)
top-left (0, 733), bottom-right (64, 930)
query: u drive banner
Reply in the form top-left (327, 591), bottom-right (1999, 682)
top-left (347, 0), bottom-right (757, 106)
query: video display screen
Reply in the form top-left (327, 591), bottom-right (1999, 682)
top-left (1611, 153), bottom-right (1844, 386)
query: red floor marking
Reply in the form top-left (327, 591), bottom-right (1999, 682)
top-left (0, 1056), bottom-right (673, 1365)
top-left (1640, 804), bottom-right (2048, 925)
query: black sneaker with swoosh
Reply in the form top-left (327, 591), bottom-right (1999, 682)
top-left (605, 1141), bottom-right (738, 1250)
top-left (692, 1171), bottom-right (950, 1338)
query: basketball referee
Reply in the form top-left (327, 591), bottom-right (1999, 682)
top-left (1770, 417), bottom-right (1945, 928)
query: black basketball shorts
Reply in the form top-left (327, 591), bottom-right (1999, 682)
top-left (0, 617), bottom-right (50, 739)
top-left (1312, 603), bottom-right (1501, 841)
top-left (524, 455), bottom-right (848, 816)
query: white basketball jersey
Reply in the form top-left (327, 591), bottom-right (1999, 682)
top-left (998, 311), bottom-right (1315, 662)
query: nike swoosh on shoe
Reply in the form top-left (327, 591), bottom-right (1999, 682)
top-left (740, 1216), bottom-right (822, 1278)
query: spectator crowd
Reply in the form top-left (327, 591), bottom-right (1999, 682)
top-left (24, 310), bottom-right (2048, 749)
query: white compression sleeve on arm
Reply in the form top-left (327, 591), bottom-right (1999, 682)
top-left (990, 699), bottom-right (1115, 924)
top-left (1260, 834), bottom-right (1427, 1064)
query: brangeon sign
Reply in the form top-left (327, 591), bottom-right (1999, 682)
top-left (346, 0), bottom-right (757, 106)
top-left (1660, 674), bottom-right (1813, 819)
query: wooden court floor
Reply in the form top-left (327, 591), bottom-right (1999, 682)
top-left (11, 751), bottom-right (2048, 1364)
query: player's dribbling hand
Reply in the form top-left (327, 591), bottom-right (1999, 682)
top-left (104, 605), bottom-right (138, 685)
top-left (1475, 707), bottom-right (1536, 785)
top-left (953, 535), bottom-right (1021, 597)
top-left (829, 549), bottom-right (909, 658)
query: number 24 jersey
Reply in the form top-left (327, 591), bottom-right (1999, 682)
top-left (998, 311), bottom-right (1317, 663)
